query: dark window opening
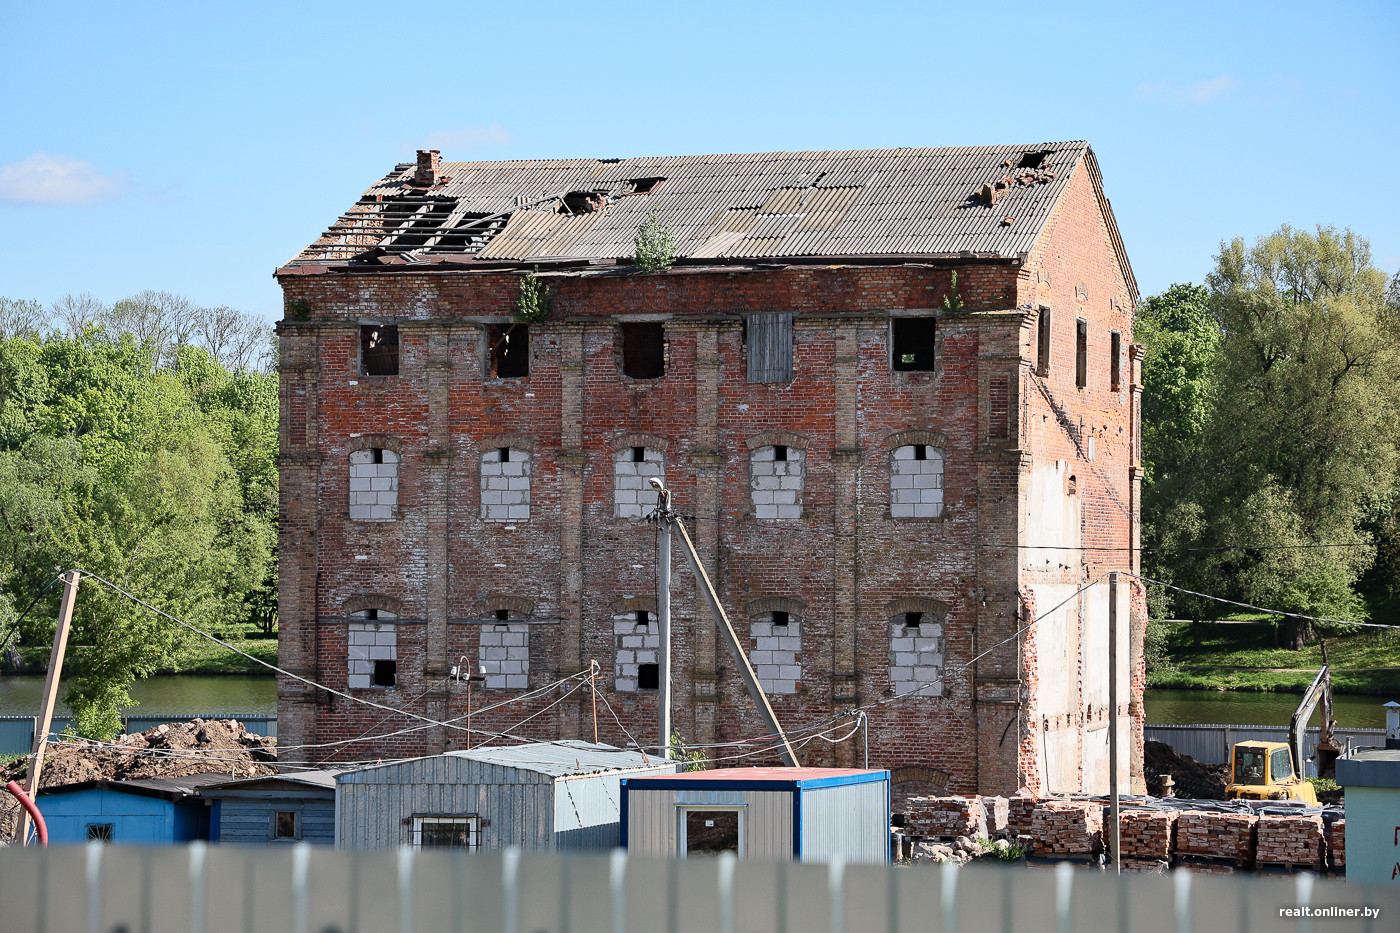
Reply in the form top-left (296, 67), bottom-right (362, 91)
top-left (632, 446), bottom-right (646, 463)
top-left (1075, 319), bottom-right (1088, 388)
top-left (772, 610), bottom-right (790, 627)
top-left (637, 663), bottom-right (659, 690)
top-left (273, 811), bottom-right (299, 840)
top-left (489, 324), bottom-right (530, 378)
top-left (621, 323), bottom-right (665, 379)
top-left (892, 317), bottom-right (937, 371)
top-left (1018, 150), bottom-right (1052, 170)
top-left (636, 610), bottom-right (650, 626)
top-left (495, 609), bottom-right (510, 622)
top-left (628, 177), bottom-right (666, 194)
top-left (86, 823), bottom-right (113, 843)
top-left (686, 810), bottom-right (739, 857)
top-left (1037, 307), bottom-right (1052, 373)
top-left (1110, 331), bottom-right (1122, 391)
top-left (363, 608), bottom-right (380, 620)
top-left (361, 324), bottom-right (400, 376)
top-left (372, 659), bottom-right (397, 687)
top-left (498, 447), bottom-right (511, 463)
top-left (913, 445), bottom-right (927, 461)
top-left (1067, 475), bottom-right (1078, 496)
top-left (370, 448), bottom-right (384, 464)
top-left (905, 612), bottom-right (923, 629)
top-left (774, 445), bottom-right (788, 462)
top-left (561, 190), bottom-right (607, 214)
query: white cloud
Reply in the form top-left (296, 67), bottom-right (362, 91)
top-left (1136, 75), bottom-right (1237, 105)
top-left (0, 152), bottom-right (130, 205)
top-left (402, 124), bottom-right (511, 154)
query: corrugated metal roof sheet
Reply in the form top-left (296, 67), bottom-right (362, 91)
top-left (286, 143), bottom-right (1090, 267)
top-left (445, 740), bottom-right (662, 777)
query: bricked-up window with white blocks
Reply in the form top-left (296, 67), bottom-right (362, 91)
top-left (614, 447), bottom-right (664, 519)
top-left (480, 617), bottom-right (529, 689)
top-left (889, 612), bottom-right (944, 697)
top-left (348, 609), bottom-right (398, 689)
top-left (349, 449), bottom-right (399, 521)
top-left (750, 446), bottom-right (804, 519)
top-left (890, 445), bottom-right (944, 518)
top-left (480, 448), bottom-right (531, 521)
top-left (751, 612), bottom-right (801, 694)
top-left (613, 611), bottom-right (659, 692)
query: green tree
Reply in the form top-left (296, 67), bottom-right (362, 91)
top-left (632, 208), bottom-right (677, 273)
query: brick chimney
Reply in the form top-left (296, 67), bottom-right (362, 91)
top-left (414, 149), bottom-right (441, 187)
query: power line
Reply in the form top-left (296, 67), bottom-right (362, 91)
top-left (1132, 573), bottom-right (1400, 629)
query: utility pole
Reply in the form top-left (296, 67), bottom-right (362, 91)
top-left (653, 481), bottom-right (673, 759)
top-left (650, 480), bottom-right (800, 767)
top-left (17, 570), bottom-right (80, 845)
top-left (1108, 571), bottom-right (1121, 874)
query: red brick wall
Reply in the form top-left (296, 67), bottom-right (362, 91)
top-left (276, 165), bottom-right (1140, 793)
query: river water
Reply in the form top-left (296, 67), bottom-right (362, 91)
top-left (0, 674), bottom-right (1389, 728)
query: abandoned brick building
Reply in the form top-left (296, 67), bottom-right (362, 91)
top-left (276, 142), bottom-right (1148, 796)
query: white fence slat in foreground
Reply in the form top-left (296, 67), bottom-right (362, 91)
top-left (0, 845), bottom-right (1397, 933)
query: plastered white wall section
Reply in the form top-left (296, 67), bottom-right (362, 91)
top-left (888, 620), bottom-right (943, 697)
top-left (889, 446), bottom-right (943, 518)
top-left (347, 622), bottom-right (397, 688)
top-left (750, 447), bottom-right (805, 519)
top-left (1022, 460), bottom-right (1081, 571)
top-left (480, 448), bottom-right (531, 521)
top-left (480, 623), bottom-right (530, 689)
top-left (750, 617), bottom-right (801, 694)
top-left (613, 449), bottom-right (665, 519)
top-left (613, 612), bottom-right (659, 692)
top-left (349, 449), bottom-right (399, 521)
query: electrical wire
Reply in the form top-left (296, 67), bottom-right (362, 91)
top-left (1129, 573), bottom-right (1400, 629)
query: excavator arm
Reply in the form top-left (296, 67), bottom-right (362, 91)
top-left (1289, 641), bottom-right (1341, 780)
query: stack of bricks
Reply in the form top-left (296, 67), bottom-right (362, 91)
top-left (1118, 809), bottom-right (1177, 861)
top-left (1177, 811), bottom-right (1257, 866)
top-left (981, 796), bottom-right (1009, 837)
top-left (1327, 819), bottom-right (1345, 870)
top-left (1256, 813), bottom-right (1324, 870)
top-left (903, 795), bottom-right (986, 839)
top-left (1030, 801), bottom-right (1103, 856)
top-left (1008, 795), bottom-right (1039, 837)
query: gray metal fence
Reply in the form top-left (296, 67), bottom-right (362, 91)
top-left (1145, 724), bottom-right (1385, 770)
top-left (0, 714), bottom-right (276, 756)
top-left (1, 844), bottom-right (1395, 933)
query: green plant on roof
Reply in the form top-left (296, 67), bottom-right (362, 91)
top-left (667, 733), bottom-right (707, 772)
top-left (942, 271), bottom-right (965, 312)
top-left (632, 208), bottom-right (677, 273)
top-left (514, 272), bottom-right (553, 324)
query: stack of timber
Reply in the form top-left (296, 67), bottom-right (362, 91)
top-left (1255, 813), bottom-right (1325, 871)
top-left (1029, 801), bottom-right (1103, 856)
top-left (1177, 810), bottom-right (1257, 871)
top-left (1118, 809), bottom-right (1177, 861)
top-left (903, 795), bottom-right (986, 839)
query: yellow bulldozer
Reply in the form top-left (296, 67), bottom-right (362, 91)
top-left (1225, 644), bottom-right (1341, 804)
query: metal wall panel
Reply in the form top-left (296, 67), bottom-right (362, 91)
top-left (798, 781), bottom-right (889, 864)
top-left (216, 798), bottom-right (335, 846)
top-left (626, 789), bottom-right (794, 860)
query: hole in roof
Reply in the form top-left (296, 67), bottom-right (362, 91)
top-left (1017, 150), bottom-right (1053, 169)
top-left (628, 177), bottom-right (666, 194)
top-left (561, 190), bottom-right (607, 214)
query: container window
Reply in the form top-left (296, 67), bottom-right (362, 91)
top-left (413, 816), bottom-right (480, 849)
top-left (86, 823), bottom-right (114, 843)
top-left (273, 811), bottom-right (299, 840)
top-left (684, 810), bottom-right (740, 857)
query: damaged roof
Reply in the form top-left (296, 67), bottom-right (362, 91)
top-left (284, 142), bottom-right (1127, 278)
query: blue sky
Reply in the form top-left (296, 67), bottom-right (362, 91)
top-left (2, 1), bottom-right (1396, 321)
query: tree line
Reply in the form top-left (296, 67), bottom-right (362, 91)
top-left (0, 293), bottom-right (277, 737)
top-left (1138, 225), bottom-right (1400, 650)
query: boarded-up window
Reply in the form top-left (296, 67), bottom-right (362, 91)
top-left (621, 323), bottom-right (665, 379)
top-left (989, 376), bottom-right (1009, 440)
top-left (746, 313), bottom-right (793, 383)
top-left (890, 445), bottom-right (944, 518)
top-left (1075, 319), bottom-right (1088, 388)
top-left (361, 324), bottom-right (399, 376)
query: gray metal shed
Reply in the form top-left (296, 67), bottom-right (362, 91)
top-left (336, 741), bottom-right (676, 850)
top-left (622, 767), bottom-right (890, 864)
top-left (201, 770), bottom-right (344, 846)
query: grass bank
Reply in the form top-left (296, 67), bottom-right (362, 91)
top-left (1150, 619), bottom-right (1400, 694)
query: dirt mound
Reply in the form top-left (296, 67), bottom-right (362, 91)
top-left (2, 718), bottom-right (277, 841)
top-left (1144, 740), bottom-right (1229, 799)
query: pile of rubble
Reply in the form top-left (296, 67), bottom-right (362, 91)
top-left (1256, 813), bottom-right (1325, 870)
top-left (1, 719), bottom-right (277, 840)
